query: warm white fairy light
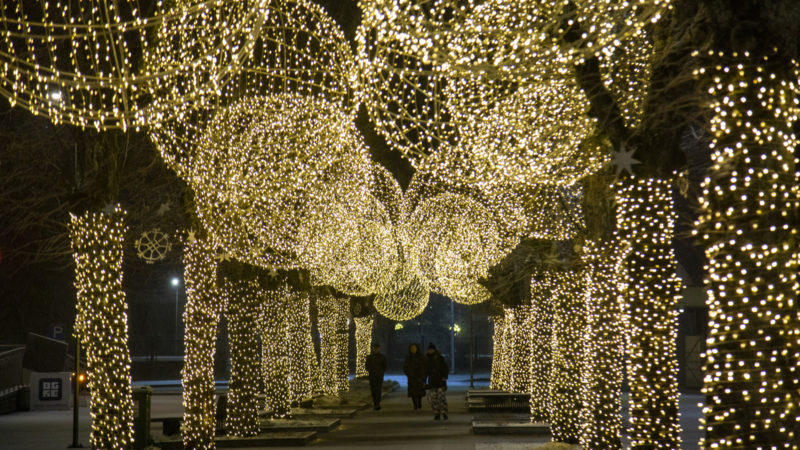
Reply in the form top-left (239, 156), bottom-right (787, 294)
top-left (181, 237), bottom-right (224, 449)
top-left (528, 270), bottom-right (555, 422)
top-left (695, 52), bottom-right (800, 448)
top-left (509, 305), bottom-right (534, 394)
top-left (617, 177), bottom-right (681, 448)
top-left (260, 286), bottom-right (292, 419)
top-left (223, 278), bottom-right (262, 437)
top-left (286, 291), bottom-right (315, 405)
top-left (354, 316), bottom-right (374, 378)
top-left (317, 294), bottom-right (350, 397)
top-left (580, 239), bottom-right (624, 449)
top-left (69, 205), bottom-right (134, 450)
top-left (489, 314), bottom-right (507, 390)
top-left (0, 0), bottom-right (265, 130)
top-left (149, 0), bottom-right (356, 179)
top-left (191, 93), bottom-right (373, 271)
top-left (548, 270), bottom-right (584, 444)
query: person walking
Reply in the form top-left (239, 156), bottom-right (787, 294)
top-left (365, 343), bottom-right (387, 410)
top-left (425, 343), bottom-right (449, 420)
top-left (403, 343), bottom-right (426, 410)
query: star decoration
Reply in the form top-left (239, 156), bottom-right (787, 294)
top-left (610, 145), bottom-right (641, 176)
top-left (102, 203), bottom-right (117, 215)
top-left (156, 200), bottom-right (173, 217)
top-left (186, 230), bottom-right (196, 244)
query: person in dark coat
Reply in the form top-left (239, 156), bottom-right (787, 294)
top-left (365, 343), bottom-right (387, 410)
top-left (425, 343), bottom-right (449, 420)
top-left (403, 343), bottom-right (426, 410)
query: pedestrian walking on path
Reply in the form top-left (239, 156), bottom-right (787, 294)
top-left (365, 343), bottom-right (387, 410)
top-left (403, 343), bottom-right (426, 410)
top-left (425, 342), bottom-right (449, 420)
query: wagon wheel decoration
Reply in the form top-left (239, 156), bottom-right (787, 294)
top-left (135, 229), bottom-right (172, 264)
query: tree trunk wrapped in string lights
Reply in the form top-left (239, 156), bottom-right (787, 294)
top-left (286, 291), bottom-right (314, 405)
top-left (224, 279), bottom-right (262, 436)
top-left (697, 53), bottom-right (800, 448)
top-left (318, 295), bottom-right (350, 396)
top-left (69, 205), bottom-right (134, 449)
top-left (354, 316), bottom-right (374, 378)
top-left (260, 288), bottom-right (291, 418)
top-left (617, 178), bottom-right (681, 448)
top-left (181, 237), bottom-right (223, 449)
top-left (489, 315), bottom-right (506, 390)
top-left (496, 307), bottom-right (516, 391)
top-left (549, 270), bottom-right (585, 444)
top-left (509, 305), bottom-right (533, 394)
top-left (579, 239), bottom-right (624, 449)
top-left (528, 270), bottom-right (554, 422)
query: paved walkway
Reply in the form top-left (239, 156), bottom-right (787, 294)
top-left (0, 374), bottom-right (703, 449)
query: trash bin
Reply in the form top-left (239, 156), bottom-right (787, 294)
top-left (132, 386), bottom-right (152, 449)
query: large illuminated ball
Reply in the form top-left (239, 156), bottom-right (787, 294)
top-left (148, 0), bottom-right (356, 177)
top-left (356, 0), bottom-right (668, 186)
top-left (192, 94), bottom-right (373, 269)
top-left (303, 194), bottom-right (404, 297)
top-left (374, 276), bottom-right (430, 321)
top-left (405, 192), bottom-right (501, 305)
top-left (0, 0), bottom-right (265, 130)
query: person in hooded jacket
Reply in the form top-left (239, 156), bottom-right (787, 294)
top-left (403, 343), bottom-right (426, 410)
top-left (425, 342), bottom-right (449, 420)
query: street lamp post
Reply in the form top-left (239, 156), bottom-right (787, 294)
top-left (171, 277), bottom-right (180, 355)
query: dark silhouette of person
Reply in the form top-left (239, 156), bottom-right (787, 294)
top-left (365, 343), bottom-right (387, 410)
top-left (403, 343), bottom-right (426, 410)
top-left (425, 343), bottom-right (449, 420)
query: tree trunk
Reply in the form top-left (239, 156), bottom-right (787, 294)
top-left (69, 205), bottom-right (134, 449)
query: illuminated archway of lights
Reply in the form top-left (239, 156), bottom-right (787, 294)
top-left (148, 0), bottom-right (357, 179)
top-left (355, 0), bottom-right (666, 188)
top-left (354, 316), bottom-right (374, 378)
top-left (69, 205), bottom-right (134, 449)
top-left (0, 0), bottom-right (265, 130)
top-left (191, 93), bottom-right (373, 270)
top-left (617, 178), bottom-right (681, 448)
top-left (223, 278), bottom-right (262, 437)
top-left (695, 52), bottom-right (800, 448)
top-left (181, 237), bottom-right (224, 449)
top-left (580, 239), bottom-right (624, 449)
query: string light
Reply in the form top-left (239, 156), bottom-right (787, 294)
top-left (617, 177), bottom-right (681, 448)
top-left (0, 0), bottom-right (265, 130)
top-left (529, 270), bottom-right (555, 422)
top-left (354, 316), bottom-right (374, 378)
top-left (191, 93), bottom-right (374, 270)
top-left (695, 52), bottom-right (800, 448)
top-left (285, 291), bottom-right (315, 406)
top-left (223, 278), bottom-right (262, 437)
top-left (489, 314), bottom-right (507, 390)
top-left (317, 294), bottom-right (350, 397)
top-left (260, 286), bottom-right (292, 419)
top-left (181, 237), bottom-right (224, 449)
top-left (548, 270), bottom-right (584, 444)
top-left (69, 205), bottom-right (134, 449)
top-left (149, 0), bottom-right (356, 179)
top-left (579, 239), bottom-right (624, 449)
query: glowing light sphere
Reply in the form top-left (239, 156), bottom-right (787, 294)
top-left (304, 193), bottom-right (403, 296)
top-left (192, 93), bottom-right (373, 269)
top-left (0, 0), bottom-right (266, 130)
top-left (356, 0), bottom-right (665, 187)
top-left (149, 0), bottom-right (356, 177)
top-left (406, 192), bottom-right (501, 305)
top-left (374, 276), bottom-right (430, 321)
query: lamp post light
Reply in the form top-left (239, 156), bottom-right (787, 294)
top-left (171, 277), bottom-right (180, 355)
